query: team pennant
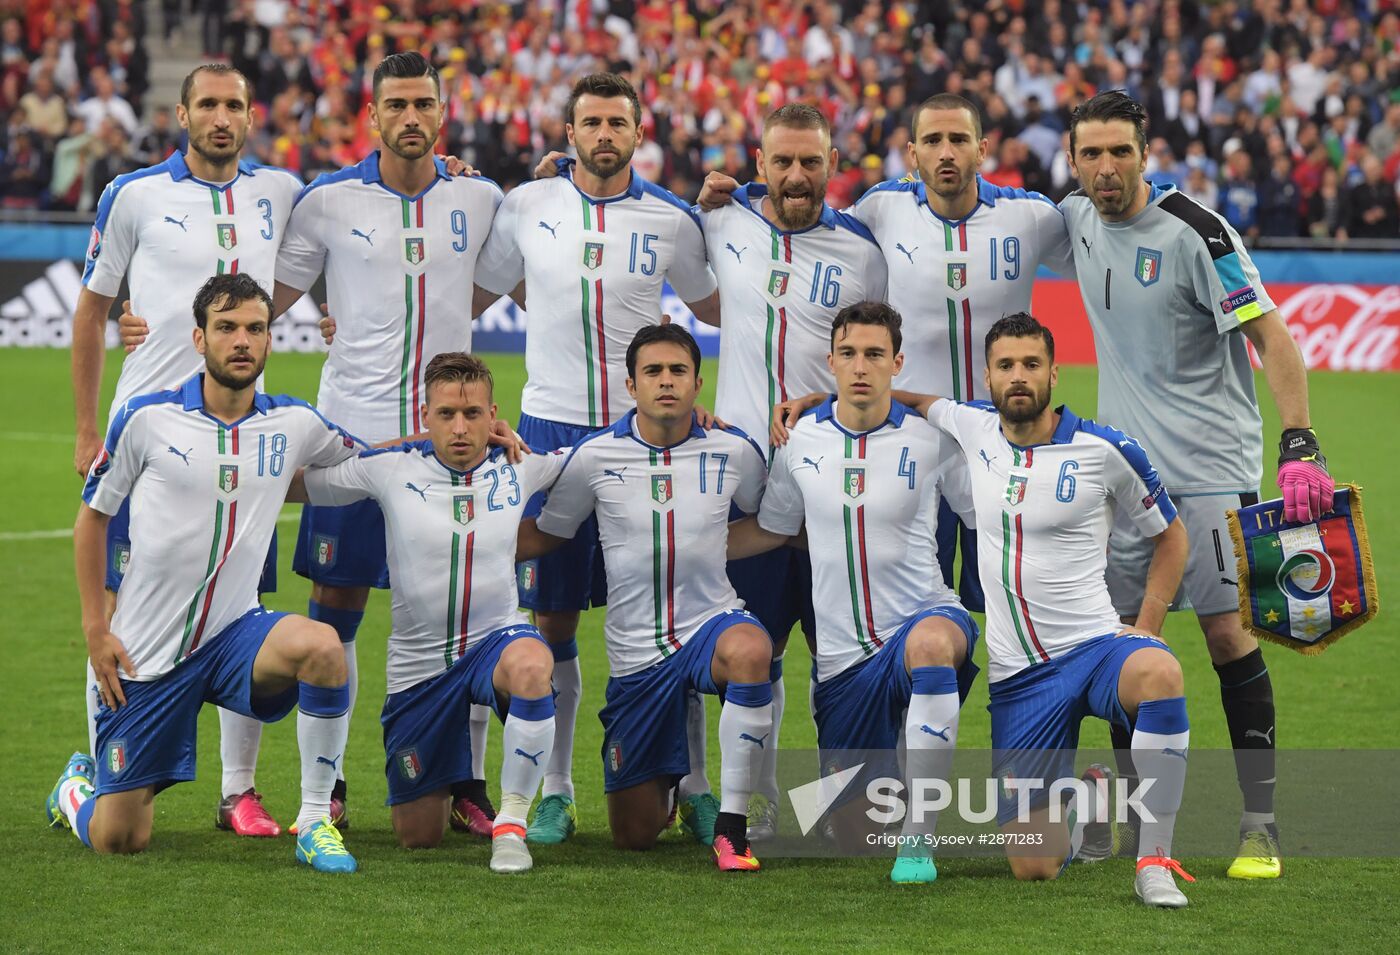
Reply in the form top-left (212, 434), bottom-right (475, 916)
top-left (1227, 485), bottom-right (1379, 654)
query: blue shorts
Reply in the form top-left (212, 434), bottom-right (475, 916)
top-left (381, 625), bottom-right (546, 806)
top-left (989, 633), bottom-right (1172, 824)
top-left (599, 609), bottom-right (765, 793)
top-left (107, 496), bottom-right (278, 594)
top-left (935, 498), bottom-right (984, 613)
top-left (293, 498), bottom-right (389, 590)
top-left (93, 607), bottom-right (296, 796)
top-left (812, 606), bottom-right (980, 754)
top-left (726, 523), bottom-right (814, 645)
top-left (516, 413), bottom-right (607, 612)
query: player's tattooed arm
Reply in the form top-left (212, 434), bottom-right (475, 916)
top-left (1130, 516), bottom-right (1188, 636)
top-left (72, 288), bottom-right (118, 475)
top-left (516, 517), bottom-right (569, 562)
top-left (74, 504), bottom-right (135, 707)
top-left (726, 515), bottom-right (790, 560)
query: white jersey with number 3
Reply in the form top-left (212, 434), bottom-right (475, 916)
top-left (927, 400), bottom-right (1177, 681)
top-left (305, 443), bottom-right (566, 693)
top-left (536, 413), bottom-right (766, 676)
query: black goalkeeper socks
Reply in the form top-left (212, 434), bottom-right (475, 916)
top-left (1216, 647), bottom-right (1276, 816)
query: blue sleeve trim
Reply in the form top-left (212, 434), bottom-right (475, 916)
top-left (828, 208), bottom-right (879, 245)
top-left (1075, 417), bottom-right (1179, 524)
top-left (265, 394), bottom-right (368, 449)
top-left (103, 389), bottom-right (182, 452)
top-left (291, 164), bottom-right (362, 208)
top-left (83, 163), bottom-right (168, 283)
top-left (638, 177), bottom-right (705, 232)
top-left (718, 424), bottom-right (769, 470)
top-left (964, 400), bottom-right (998, 413)
top-left (855, 179), bottom-right (919, 203)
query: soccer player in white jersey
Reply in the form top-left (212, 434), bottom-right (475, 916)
top-left (849, 94), bottom-right (1076, 617)
top-left (692, 103), bottom-right (888, 841)
top-left (289, 354), bottom-right (560, 874)
top-left (515, 325), bottom-right (773, 872)
top-left (731, 302), bottom-right (979, 886)
top-left (477, 73), bottom-right (721, 846)
top-left (269, 52), bottom-right (507, 833)
top-left (1062, 91), bottom-right (1336, 877)
top-left (47, 275), bottom-right (360, 873)
top-left (70, 64), bottom-right (303, 838)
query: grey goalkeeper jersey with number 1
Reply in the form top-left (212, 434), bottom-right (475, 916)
top-left (1059, 182), bottom-right (1274, 494)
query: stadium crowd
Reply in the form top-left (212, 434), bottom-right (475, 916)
top-left (1, 0), bottom-right (1398, 240)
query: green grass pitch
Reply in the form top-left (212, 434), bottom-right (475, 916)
top-left (1, 348), bottom-right (1395, 952)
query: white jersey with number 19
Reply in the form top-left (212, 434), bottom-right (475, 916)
top-left (927, 400), bottom-right (1178, 681)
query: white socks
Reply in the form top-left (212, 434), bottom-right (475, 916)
top-left (717, 682), bottom-right (774, 815)
top-left (543, 653), bottom-right (581, 799)
top-left (218, 708), bottom-right (263, 797)
top-left (469, 704), bottom-right (491, 780)
top-left (678, 690), bottom-right (710, 799)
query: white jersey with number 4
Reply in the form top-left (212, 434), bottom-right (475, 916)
top-left (83, 153), bottom-right (302, 423)
top-left (758, 398), bottom-right (972, 682)
top-left (536, 413), bottom-right (766, 676)
top-left (703, 184), bottom-right (888, 456)
top-left (927, 400), bottom-right (1177, 681)
top-left (275, 152), bottom-right (505, 443)
top-left (476, 166), bottom-right (718, 428)
top-left (851, 177), bottom-right (1074, 401)
top-left (82, 374), bottom-right (361, 681)
top-left (305, 443), bottom-right (566, 693)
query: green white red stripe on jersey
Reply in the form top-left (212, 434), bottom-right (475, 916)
top-left (764, 228), bottom-right (793, 431)
top-left (649, 448), bottom-right (680, 655)
top-left (942, 221), bottom-right (973, 400)
top-left (999, 447), bottom-right (1049, 666)
top-left (210, 185), bottom-right (239, 277)
top-left (579, 195), bottom-right (609, 427)
top-left (444, 470), bottom-right (476, 666)
top-left (841, 433), bottom-right (881, 654)
top-left (177, 424), bottom-right (239, 662)
top-left (399, 197), bottom-right (428, 436)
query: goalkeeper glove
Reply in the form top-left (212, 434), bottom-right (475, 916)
top-left (1277, 428), bottom-right (1334, 523)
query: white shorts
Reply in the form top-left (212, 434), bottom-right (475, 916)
top-left (1107, 491), bottom-right (1259, 618)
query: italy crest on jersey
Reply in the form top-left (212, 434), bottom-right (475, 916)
top-left (651, 473), bottom-right (673, 505)
top-left (947, 262), bottom-right (967, 292)
top-left (1135, 247), bottom-right (1162, 287)
top-left (767, 269), bottom-right (790, 297)
top-left (583, 241), bottom-right (604, 270)
top-left (844, 466), bottom-right (866, 499)
top-left (107, 740), bottom-right (127, 776)
top-left (216, 222), bottom-right (237, 251)
top-left (314, 534), bottom-right (336, 568)
top-left (218, 464), bottom-right (239, 494)
top-left (404, 235), bottom-right (426, 267)
top-left (1004, 471), bottom-right (1028, 506)
top-left (453, 492), bottom-right (475, 526)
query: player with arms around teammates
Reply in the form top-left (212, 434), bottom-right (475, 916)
top-left (269, 52), bottom-right (509, 834)
top-left (71, 63), bottom-right (303, 838)
top-left (516, 325), bottom-right (774, 872)
top-left (477, 73), bottom-right (722, 846)
top-left (1061, 91), bottom-right (1337, 877)
top-left (734, 303), bottom-right (979, 886)
top-left (289, 353), bottom-right (562, 874)
top-left (49, 274), bottom-right (363, 873)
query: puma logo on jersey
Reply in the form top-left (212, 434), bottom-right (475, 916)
top-left (1162, 747), bottom-right (1188, 760)
top-left (1208, 233), bottom-right (1228, 248)
top-left (604, 467), bottom-right (628, 484)
top-left (1220, 575), bottom-right (1238, 586)
top-left (895, 242), bottom-right (917, 263)
top-left (538, 220), bottom-right (561, 238)
top-left (919, 724), bottom-right (950, 741)
top-left (351, 228), bottom-right (376, 245)
top-left (316, 754), bottom-right (341, 771)
top-left (514, 748), bottom-right (544, 765)
top-left (1245, 726), bottom-right (1274, 744)
top-left (164, 214), bottom-right (189, 231)
top-left (405, 481), bottom-right (430, 500)
top-left (1080, 236), bottom-right (1092, 255)
top-left (979, 449), bottom-right (996, 471)
top-left (796, 456), bottom-right (824, 473)
top-left (167, 446), bottom-right (192, 465)
top-left (739, 732), bottom-right (769, 748)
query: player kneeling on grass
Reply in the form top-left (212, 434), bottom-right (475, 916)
top-left (288, 352), bottom-right (558, 874)
top-left (739, 302), bottom-right (981, 886)
top-left (50, 274), bottom-right (363, 873)
top-left (517, 324), bottom-right (774, 871)
top-left (779, 312), bottom-right (1194, 906)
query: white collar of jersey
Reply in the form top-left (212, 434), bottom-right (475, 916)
top-left (179, 373), bottom-right (273, 416)
top-left (425, 442), bottom-right (504, 478)
top-left (813, 395), bottom-right (909, 435)
top-left (612, 408), bottom-right (708, 447)
top-left (911, 176), bottom-right (1005, 218)
top-left (734, 182), bottom-right (840, 233)
top-left (358, 150), bottom-right (452, 191)
top-left (556, 158), bottom-right (647, 203)
top-left (166, 151), bottom-right (257, 183)
top-left (1002, 404), bottom-right (1083, 450)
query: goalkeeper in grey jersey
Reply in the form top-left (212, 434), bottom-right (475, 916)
top-left (1059, 91), bottom-right (1337, 880)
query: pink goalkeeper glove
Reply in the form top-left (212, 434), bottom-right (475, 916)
top-left (1277, 428), bottom-right (1334, 523)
